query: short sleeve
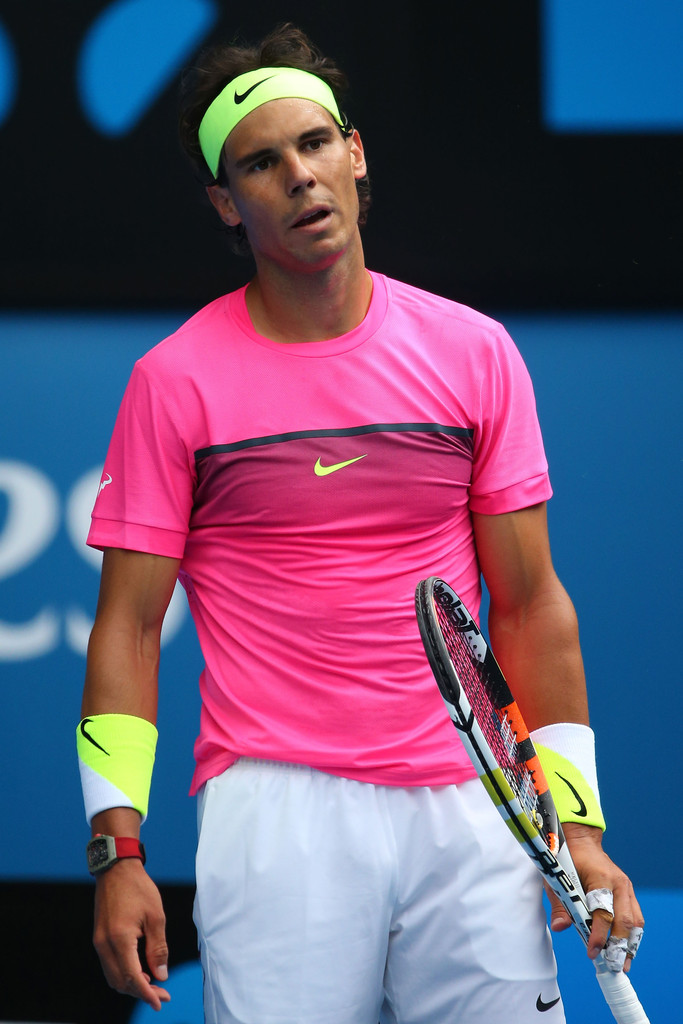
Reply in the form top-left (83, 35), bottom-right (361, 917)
top-left (88, 360), bottom-right (196, 557)
top-left (468, 327), bottom-right (552, 514)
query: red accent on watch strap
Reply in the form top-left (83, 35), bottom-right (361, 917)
top-left (114, 836), bottom-right (145, 862)
top-left (96, 834), bottom-right (145, 863)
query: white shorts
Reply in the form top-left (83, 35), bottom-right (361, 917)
top-left (194, 759), bottom-right (564, 1024)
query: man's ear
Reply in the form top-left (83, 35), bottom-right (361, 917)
top-left (206, 184), bottom-right (242, 227)
top-left (348, 129), bottom-right (367, 181)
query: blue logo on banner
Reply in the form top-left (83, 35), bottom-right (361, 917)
top-left (542, 0), bottom-right (683, 131)
top-left (77, 0), bottom-right (218, 135)
top-left (0, 19), bottom-right (18, 126)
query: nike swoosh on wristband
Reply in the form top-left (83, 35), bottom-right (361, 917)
top-left (536, 993), bottom-right (561, 1012)
top-left (314, 455), bottom-right (367, 476)
top-left (556, 772), bottom-right (588, 817)
top-left (80, 718), bottom-right (110, 756)
top-left (234, 77), bottom-right (275, 104)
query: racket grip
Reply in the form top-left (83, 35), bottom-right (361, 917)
top-left (594, 960), bottom-right (650, 1024)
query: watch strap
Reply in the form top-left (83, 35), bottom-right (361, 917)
top-left (87, 834), bottom-right (146, 875)
top-left (110, 836), bottom-right (146, 861)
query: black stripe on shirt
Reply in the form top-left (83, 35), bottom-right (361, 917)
top-left (195, 423), bottom-right (474, 463)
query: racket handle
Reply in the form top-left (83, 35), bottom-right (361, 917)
top-left (594, 958), bottom-right (650, 1024)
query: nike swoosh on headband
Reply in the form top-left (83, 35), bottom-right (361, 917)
top-left (234, 76), bottom-right (275, 104)
top-left (198, 67), bottom-right (345, 178)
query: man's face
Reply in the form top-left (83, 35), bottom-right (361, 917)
top-left (208, 98), bottom-right (367, 273)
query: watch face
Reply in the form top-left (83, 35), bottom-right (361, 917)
top-left (87, 835), bottom-right (144, 875)
top-left (87, 836), bottom-right (112, 872)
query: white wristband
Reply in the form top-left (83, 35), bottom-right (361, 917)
top-left (530, 723), bottom-right (601, 802)
top-left (531, 722), bottom-right (604, 827)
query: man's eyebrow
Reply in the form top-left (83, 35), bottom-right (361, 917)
top-left (234, 146), bottom-right (274, 170)
top-left (232, 124), bottom-right (338, 169)
top-left (299, 124), bottom-right (336, 143)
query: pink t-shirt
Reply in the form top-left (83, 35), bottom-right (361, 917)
top-left (88, 272), bottom-right (552, 793)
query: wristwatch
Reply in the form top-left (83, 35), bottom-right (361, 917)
top-left (86, 834), bottom-right (146, 876)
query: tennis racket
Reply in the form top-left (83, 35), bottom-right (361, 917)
top-left (414, 576), bottom-right (649, 1024)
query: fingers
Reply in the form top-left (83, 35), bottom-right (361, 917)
top-left (95, 918), bottom-right (171, 1008)
top-left (603, 926), bottom-right (644, 974)
top-left (602, 879), bottom-right (644, 975)
top-left (555, 824), bottom-right (645, 972)
top-left (586, 906), bottom-right (614, 962)
top-left (623, 926), bottom-right (644, 973)
top-left (586, 875), bottom-right (643, 967)
top-left (544, 883), bottom-right (573, 933)
top-left (584, 886), bottom-right (615, 958)
top-left (145, 921), bottom-right (171, 988)
top-left (93, 861), bottom-right (171, 1009)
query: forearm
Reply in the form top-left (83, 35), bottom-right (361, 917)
top-left (82, 611), bottom-right (162, 722)
top-left (78, 550), bottom-right (180, 834)
top-left (79, 625), bottom-right (161, 829)
top-left (487, 576), bottom-right (589, 731)
top-left (81, 547), bottom-right (180, 719)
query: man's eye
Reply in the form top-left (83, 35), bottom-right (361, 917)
top-left (249, 157), bottom-right (273, 173)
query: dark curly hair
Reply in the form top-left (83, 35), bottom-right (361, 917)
top-left (178, 24), bottom-right (371, 254)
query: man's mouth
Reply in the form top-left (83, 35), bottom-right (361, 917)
top-left (292, 208), bottom-right (330, 228)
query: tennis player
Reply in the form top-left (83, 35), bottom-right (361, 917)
top-left (77, 24), bottom-right (643, 1023)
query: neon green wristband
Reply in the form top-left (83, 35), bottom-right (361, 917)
top-left (534, 743), bottom-right (606, 831)
top-left (76, 714), bottom-right (158, 825)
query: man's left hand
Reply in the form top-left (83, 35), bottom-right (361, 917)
top-left (546, 822), bottom-right (644, 973)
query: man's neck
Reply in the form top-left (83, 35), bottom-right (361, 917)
top-left (244, 249), bottom-right (372, 344)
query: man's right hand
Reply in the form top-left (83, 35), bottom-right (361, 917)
top-left (93, 858), bottom-right (171, 1010)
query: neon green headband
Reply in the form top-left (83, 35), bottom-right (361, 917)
top-left (198, 66), bottom-right (346, 179)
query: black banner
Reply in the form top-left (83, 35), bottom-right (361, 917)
top-left (1, 2), bottom-right (681, 311)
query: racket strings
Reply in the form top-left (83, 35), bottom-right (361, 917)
top-left (436, 605), bottom-right (541, 822)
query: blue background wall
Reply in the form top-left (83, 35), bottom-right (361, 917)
top-left (1, 311), bottom-right (681, 890)
top-left (1, 311), bottom-right (679, 1023)
top-left (1, 1), bottom-right (680, 1021)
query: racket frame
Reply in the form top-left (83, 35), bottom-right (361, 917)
top-left (415, 576), bottom-right (650, 1024)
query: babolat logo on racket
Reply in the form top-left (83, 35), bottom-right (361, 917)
top-left (435, 584), bottom-right (478, 632)
top-left (436, 584), bottom-right (486, 663)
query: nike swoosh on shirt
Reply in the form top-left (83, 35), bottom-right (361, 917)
top-left (234, 76), bottom-right (275, 104)
top-left (555, 772), bottom-right (588, 817)
top-left (314, 455), bottom-right (367, 476)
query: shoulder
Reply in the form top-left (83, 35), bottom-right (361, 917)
top-left (111, 291), bottom-right (244, 421)
top-left (374, 273), bottom-right (517, 356)
top-left (378, 273), bottom-right (508, 337)
top-left (138, 292), bottom-right (235, 373)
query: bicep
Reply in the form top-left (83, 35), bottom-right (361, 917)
top-left (94, 547), bottom-right (181, 630)
top-left (472, 503), bottom-right (558, 614)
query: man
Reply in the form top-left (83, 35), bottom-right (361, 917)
top-left (77, 24), bottom-right (643, 1023)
